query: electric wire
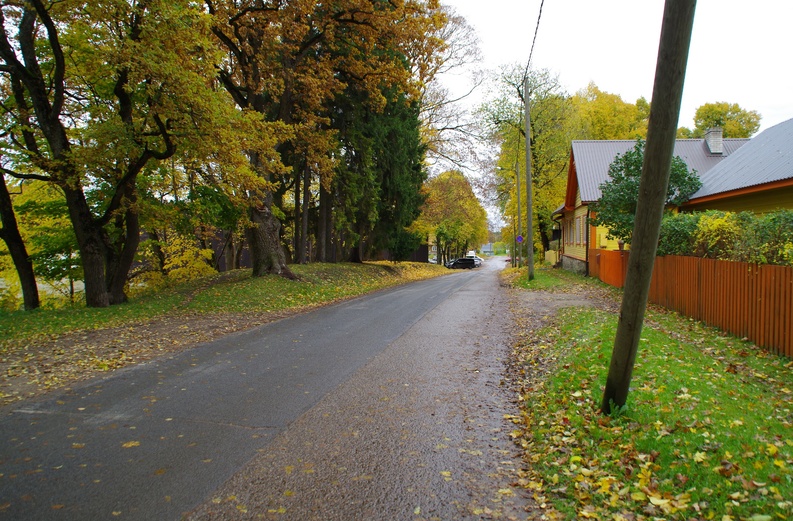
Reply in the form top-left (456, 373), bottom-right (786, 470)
top-left (523, 0), bottom-right (545, 83)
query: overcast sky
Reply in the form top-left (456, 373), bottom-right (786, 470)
top-left (442, 0), bottom-right (793, 133)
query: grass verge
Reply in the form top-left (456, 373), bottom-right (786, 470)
top-left (509, 270), bottom-right (793, 520)
top-left (0, 262), bottom-right (448, 348)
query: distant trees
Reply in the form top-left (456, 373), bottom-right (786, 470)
top-left (677, 102), bottom-right (761, 138)
top-left (413, 171), bottom-right (487, 265)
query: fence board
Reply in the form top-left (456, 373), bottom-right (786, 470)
top-left (588, 253), bottom-right (792, 358)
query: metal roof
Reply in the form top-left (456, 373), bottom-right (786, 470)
top-left (572, 138), bottom-right (749, 203)
top-left (690, 118), bottom-right (793, 199)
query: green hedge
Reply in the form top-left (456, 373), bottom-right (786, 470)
top-left (658, 209), bottom-right (793, 266)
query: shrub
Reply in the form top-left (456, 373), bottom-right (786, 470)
top-left (657, 211), bottom-right (700, 256)
top-left (742, 209), bottom-right (793, 265)
top-left (657, 209), bottom-right (793, 266)
top-left (692, 211), bottom-right (741, 259)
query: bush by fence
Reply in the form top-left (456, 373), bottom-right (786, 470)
top-left (658, 209), bottom-right (793, 266)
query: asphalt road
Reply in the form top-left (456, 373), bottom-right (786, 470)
top-left (0, 260), bottom-right (532, 520)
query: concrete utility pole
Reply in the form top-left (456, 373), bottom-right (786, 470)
top-left (524, 77), bottom-right (535, 281)
top-left (601, 0), bottom-right (697, 413)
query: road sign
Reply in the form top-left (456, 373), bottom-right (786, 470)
top-left (516, 235), bottom-right (524, 243)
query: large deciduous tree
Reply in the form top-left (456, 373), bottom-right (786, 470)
top-left (0, 0), bottom-right (228, 306)
top-left (679, 101), bottom-right (761, 138)
top-left (207, 0), bottom-right (443, 274)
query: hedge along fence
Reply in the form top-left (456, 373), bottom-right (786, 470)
top-left (588, 250), bottom-right (793, 358)
top-left (657, 209), bottom-right (793, 267)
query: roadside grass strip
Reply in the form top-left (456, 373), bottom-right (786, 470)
top-left (0, 262), bottom-right (448, 348)
top-left (510, 280), bottom-right (793, 519)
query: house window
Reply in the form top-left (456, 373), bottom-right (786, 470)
top-left (575, 217), bottom-right (581, 245)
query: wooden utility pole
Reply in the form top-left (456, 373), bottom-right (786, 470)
top-left (524, 77), bottom-right (535, 280)
top-left (515, 160), bottom-right (521, 268)
top-left (601, 0), bottom-right (697, 413)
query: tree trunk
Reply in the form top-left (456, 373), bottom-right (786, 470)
top-left (300, 165), bottom-right (310, 264)
top-left (246, 198), bottom-right (295, 279)
top-left (601, 0), bottom-right (696, 413)
top-left (106, 206), bottom-right (140, 305)
top-left (317, 183), bottom-right (329, 262)
top-left (246, 153), bottom-right (294, 278)
top-left (0, 174), bottom-right (40, 310)
top-left (62, 186), bottom-right (110, 308)
top-left (294, 166), bottom-right (301, 261)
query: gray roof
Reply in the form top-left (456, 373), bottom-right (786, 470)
top-left (690, 118), bottom-right (793, 199)
top-left (572, 138), bottom-right (749, 203)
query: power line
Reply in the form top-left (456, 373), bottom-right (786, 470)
top-left (523, 0), bottom-right (546, 82)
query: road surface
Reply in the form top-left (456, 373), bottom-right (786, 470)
top-left (0, 260), bottom-right (535, 520)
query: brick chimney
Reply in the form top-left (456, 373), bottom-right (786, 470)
top-left (705, 127), bottom-right (723, 155)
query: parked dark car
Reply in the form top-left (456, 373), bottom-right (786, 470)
top-left (446, 258), bottom-right (476, 269)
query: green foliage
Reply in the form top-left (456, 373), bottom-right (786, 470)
top-left (658, 209), bottom-right (793, 266)
top-left (589, 140), bottom-right (702, 244)
top-left (690, 102), bottom-right (761, 138)
top-left (693, 211), bottom-right (741, 259)
top-left (657, 212), bottom-right (700, 256)
top-left (738, 210), bottom-right (793, 265)
top-left (387, 229), bottom-right (423, 262)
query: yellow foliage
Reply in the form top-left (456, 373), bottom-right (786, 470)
top-left (162, 237), bottom-right (216, 283)
top-left (693, 212), bottom-right (740, 259)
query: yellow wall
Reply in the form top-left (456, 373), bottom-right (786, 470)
top-left (562, 200), bottom-right (590, 261)
top-left (685, 185), bottom-right (793, 214)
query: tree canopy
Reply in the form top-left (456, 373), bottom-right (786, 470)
top-left (0, 0), bottom-right (450, 310)
top-left (413, 170), bottom-right (487, 264)
top-left (677, 101), bottom-right (761, 138)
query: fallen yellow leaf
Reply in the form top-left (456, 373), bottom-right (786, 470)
top-left (649, 496), bottom-right (670, 506)
top-left (121, 441), bottom-right (140, 448)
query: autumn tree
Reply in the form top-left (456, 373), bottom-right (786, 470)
top-left (589, 139), bottom-right (702, 244)
top-left (571, 83), bottom-right (649, 140)
top-left (207, 0), bottom-right (443, 274)
top-left (478, 65), bottom-right (574, 253)
top-left (0, 0), bottom-right (230, 306)
top-left (415, 5), bottom-right (483, 172)
top-left (677, 101), bottom-right (761, 138)
top-left (414, 170), bottom-right (487, 264)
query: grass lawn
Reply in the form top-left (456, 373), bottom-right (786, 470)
top-left (0, 261), bottom-right (448, 347)
top-left (509, 268), bottom-right (793, 520)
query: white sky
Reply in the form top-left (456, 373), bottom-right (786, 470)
top-left (442, 0), bottom-right (793, 133)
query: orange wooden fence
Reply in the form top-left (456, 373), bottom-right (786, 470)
top-left (588, 250), bottom-right (793, 358)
